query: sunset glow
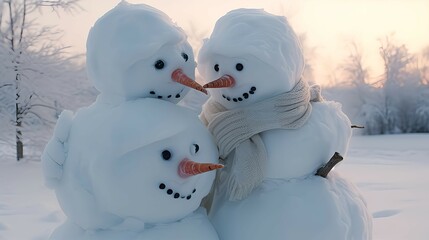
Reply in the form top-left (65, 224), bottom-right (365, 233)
top-left (39, 0), bottom-right (429, 85)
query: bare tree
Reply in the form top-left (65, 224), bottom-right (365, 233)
top-left (341, 43), bottom-right (369, 86)
top-left (0, 0), bottom-right (81, 161)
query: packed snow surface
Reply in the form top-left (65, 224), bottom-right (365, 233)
top-left (339, 134), bottom-right (429, 240)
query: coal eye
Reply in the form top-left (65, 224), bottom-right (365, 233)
top-left (192, 144), bottom-right (200, 154)
top-left (214, 64), bottom-right (219, 72)
top-left (161, 150), bottom-right (171, 160)
top-left (181, 53), bottom-right (189, 62)
top-left (236, 63), bottom-right (244, 71)
top-left (154, 60), bottom-right (165, 70)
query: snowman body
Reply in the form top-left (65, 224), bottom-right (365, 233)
top-left (208, 102), bottom-right (372, 240)
top-left (197, 8), bottom-right (372, 240)
top-left (43, 3), bottom-right (218, 238)
top-left (262, 102), bottom-right (351, 180)
top-left (51, 99), bottom-right (220, 240)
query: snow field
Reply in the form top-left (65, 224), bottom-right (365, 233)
top-left (338, 134), bottom-right (429, 240)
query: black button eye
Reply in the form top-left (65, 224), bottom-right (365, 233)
top-left (154, 60), bottom-right (165, 70)
top-left (236, 63), bottom-right (244, 71)
top-left (161, 150), bottom-right (171, 160)
top-left (192, 144), bottom-right (200, 154)
top-left (181, 53), bottom-right (189, 62)
top-left (214, 64), bottom-right (219, 72)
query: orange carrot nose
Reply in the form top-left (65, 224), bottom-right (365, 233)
top-left (172, 69), bottom-right (207, 95)
top-left (203, 75), bottom-right (235, 88)
top-left (178, 158), bottom-right (224, 178)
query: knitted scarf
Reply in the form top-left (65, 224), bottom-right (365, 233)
top-left (200, 79), bottom-right (322, 201)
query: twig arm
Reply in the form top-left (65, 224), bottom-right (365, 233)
top-left (315, 152), bottom-right (344, 178)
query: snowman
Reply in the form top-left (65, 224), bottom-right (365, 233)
top-left (198, 9), bottom-right (372, 240)
top-left (42, 2), bottom-right (221, 240)
top-left (49, 99), bottom-right (222, 240)
top-left (42, 2), bottom-right (206, 188)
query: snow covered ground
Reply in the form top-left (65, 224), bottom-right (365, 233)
top-left (338, 134), bottom-right (429, 240)
top-left (0, 133), bottom-right (428, 240)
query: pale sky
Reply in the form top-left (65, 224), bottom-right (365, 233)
top-left (38, 0), bottom-right (429, 85)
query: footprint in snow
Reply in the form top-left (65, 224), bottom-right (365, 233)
top-left (372, 209), bottom-right (401, 218)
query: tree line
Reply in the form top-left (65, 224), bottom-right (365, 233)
top-left (324, 36), bottom-right (429, 135)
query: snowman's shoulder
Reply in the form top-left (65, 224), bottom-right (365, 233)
top-left (311, 100), bottom-right (346, 114)
top-left (310, 101), bottom-right (351, 126)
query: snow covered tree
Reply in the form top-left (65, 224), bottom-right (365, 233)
top-left (414, 86), bottom-right (429, 133)
top-left (325, 38), bottom-right (429, 135)
top-left (420, 47), bottom-right (429, 84)
top-left (378, 36), bottom-right (420, 133)
top-left (0, 0), bottom-right (85, 161)
top-left (413, 47), bottom-right (429, 132)
top-left (335, 43), bottom-right (385, 134)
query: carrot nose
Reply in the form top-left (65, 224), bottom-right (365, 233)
top-left (203, 75), bottom-right (235, 88)
top-left (172, 69), bottom-right (207, 94)
top-left (178, 158), bottom-right (224, 178)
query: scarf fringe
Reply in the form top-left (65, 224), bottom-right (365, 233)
top-left (224, 173), bottom-right (262, 201)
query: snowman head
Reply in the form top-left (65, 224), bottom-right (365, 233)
top-left (198, 8), bottom-right (304, 109)
top-left (88, 99), bottom-right (220, 224)
top-left (86, 2), bottom-right (206, 104)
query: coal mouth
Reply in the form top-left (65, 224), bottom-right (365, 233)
top-left (222, 86), bottom-right (256, 102)
top-left (158, 182), bottom-right (196, 200)
top-left (149, 88), bottom-right (184, 100)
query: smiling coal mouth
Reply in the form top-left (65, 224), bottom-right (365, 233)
top-left (158, 182), bottom-right (196, 200)
top-left (222, 86), bottom-right (257, 102)
top-left (149, 88), bottom-right (184, 100)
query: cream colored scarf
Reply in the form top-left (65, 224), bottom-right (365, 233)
top-left (200, 79), bottom-right (322, 201)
